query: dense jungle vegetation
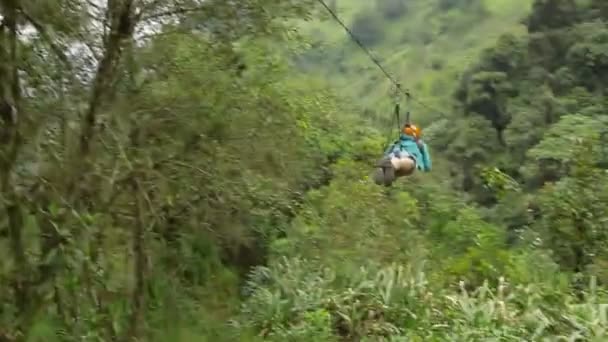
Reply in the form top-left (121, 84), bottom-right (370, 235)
top-left (1, 0), bottom-right (608, 340)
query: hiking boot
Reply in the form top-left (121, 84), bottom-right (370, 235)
top-left (375, 157), bottom-right (395, 186)
top-left (372, 167), bottom-right (385, 185)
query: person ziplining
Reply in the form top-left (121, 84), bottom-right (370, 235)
top-left (373, 122), bottom-right (432, 186)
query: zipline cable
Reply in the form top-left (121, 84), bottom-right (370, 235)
top-left (315, 0), bottom-right (408, 96)
top-left (315, 0), bottom-right (451, 120)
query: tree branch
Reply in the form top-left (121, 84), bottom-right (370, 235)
top-left (79, 0), bottom-right (137, 157)
top-left (139, 5), bottom-right (208, 23)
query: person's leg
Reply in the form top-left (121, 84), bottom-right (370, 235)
top-left (372, 153), bottom-right (397, 186)
top-left (373, 156), bottom-right (395, 186)
top-left (372, 153), bottom-right (416, 186)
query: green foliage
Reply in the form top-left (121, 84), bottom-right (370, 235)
top-left (437, 0), bottom-right (608, 300)
top-left (438, 0), bottom-right (482, 11)
top-left (350, 11), bottom-right (386, 46)
top-left (566, 20), bottom-right (608, 91)
top-left (480, 167), bottom-right (522, 199)
top-left (375, 0), bottom-right (408, 20)
top-left (432, 207), bottom-right (512, 287)
top-left (527, 114), bottom-right (605, 163)
top-left (279, 158), bottom-right (426, 270)
top-left (535, 173), bottom-right (608, 274)
top-left (236, 260), bottom-right (608, 340)
top-left (232, 1), bottom-right (608, 340)
top-left (527, 0), bottom-right (579, 32)
top-left (0, 1), bottom-right (364, 340)
top-left (4, 0), bottom-right (608, 340)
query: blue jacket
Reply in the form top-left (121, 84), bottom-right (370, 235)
top-left (384, 134), bottom-right (432, 171)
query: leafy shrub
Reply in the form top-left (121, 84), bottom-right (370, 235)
top-left (234, 259), bottom-right (608, 340)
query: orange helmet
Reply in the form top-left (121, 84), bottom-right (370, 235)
top-left (402, 124), bottom-right (421, 139)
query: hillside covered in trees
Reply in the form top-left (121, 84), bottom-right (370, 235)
top-left (1, 0), bottom-right (608, 341)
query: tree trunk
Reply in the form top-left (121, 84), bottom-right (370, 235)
top-left (125, 176), bottom-right (147, 341)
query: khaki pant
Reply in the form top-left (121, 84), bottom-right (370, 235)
top-left (392, 156), bottom-right (415, 176)
top-left (373, 155), bottom-right (416, 186)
